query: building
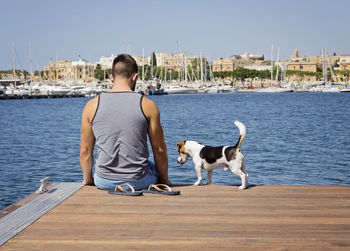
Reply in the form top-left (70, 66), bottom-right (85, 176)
top-left (44, 59), bottom-right (95, 82)
top-left (212, 58), bottom-right (234, 72)
top-left (97, 54), bottom-right (116, 69)
top-left (212, 53), bottom-right (264, 72)
top-left (157, 53), bottom-right (204, 71)
top-left (132, 56), bottom-right (148, 67)
top-left (287, 62), bottom-right (318, 72)
top-left (287, 49), bottom-right (319, 72)
top-left (338, 55), bottom-right (350, 71)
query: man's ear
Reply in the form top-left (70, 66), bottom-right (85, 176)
top-left (110, 74), bottom-right (114, 82)
top-left (132, 72), bottom-right (138, 82)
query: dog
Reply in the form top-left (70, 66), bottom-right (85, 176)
top-left (176, 121), bottom-right (248, 189)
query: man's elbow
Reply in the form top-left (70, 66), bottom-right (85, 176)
top-left (80, 147), bottom-right (93, 159)
top-left (154, 145), bottom-right (167, 155)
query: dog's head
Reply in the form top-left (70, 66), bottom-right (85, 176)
top-left (176, 141), bottom-right (189, 165)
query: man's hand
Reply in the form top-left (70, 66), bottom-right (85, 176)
top-left (82, 177), bottom-right (95, 186)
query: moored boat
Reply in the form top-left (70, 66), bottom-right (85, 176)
top-left (255, 87), bottom-right (293, 93)
top-left (164, 86), bottom-right (198, 94)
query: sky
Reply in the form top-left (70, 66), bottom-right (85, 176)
top-left (0, 0), bottom-right (349, 71)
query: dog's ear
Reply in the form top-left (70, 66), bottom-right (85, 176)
top-left (176, 142), bottom-right (181, 152)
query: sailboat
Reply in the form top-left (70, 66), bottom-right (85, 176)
top-left (320, 49), bottom-right (340, 93)
top-left (5, 41), bottom-right (32, 96)
top-left (256, 46), bottom-right (293, 93)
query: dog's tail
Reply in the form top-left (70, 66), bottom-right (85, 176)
top-left (234, 121), bottom-right (246, 150)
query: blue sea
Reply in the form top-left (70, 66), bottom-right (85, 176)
top-left (1, 93), bottom-right (350, 210)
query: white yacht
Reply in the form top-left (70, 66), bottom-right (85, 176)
top-left (340, 88), bottom-right (350, 93)
top-left (321, 87), bottom-right (340, 93)
top-left (206, 86), bottom-right (219, 93)
top-left (164, 86), bottom-right (198, 94)
top-left (255, 87), bottom-right (293, 93)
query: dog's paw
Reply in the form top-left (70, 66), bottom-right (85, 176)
top-left (194, 181), bottom-right (202, 186)
top-left (238, 185), bottom-right (247, 190)
top-left (206, 180), bottom-right (212, 185)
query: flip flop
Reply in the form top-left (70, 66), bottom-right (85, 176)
top-left (108, 183), bottom-right (143, 196)
top-left (143, 184), bottom-right (180, 196)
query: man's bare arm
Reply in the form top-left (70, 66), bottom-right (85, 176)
top-left (142, 97), bottom-right (171, 185)
top-left (80, 97), bottom-right (98, 185)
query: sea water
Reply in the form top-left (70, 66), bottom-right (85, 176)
top-left (0, 93), bottom-right (349, 210)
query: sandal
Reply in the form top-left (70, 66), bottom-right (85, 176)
top-left (143, 184), bottom-right (180, 195)
top-left (108, 183), bottom-right (143, 196)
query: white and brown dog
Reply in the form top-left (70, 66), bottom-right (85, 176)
top-left (176, 121), bottom-right (248, 189)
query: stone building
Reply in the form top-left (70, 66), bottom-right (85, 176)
top-left (287, 62), bottom-right (318, 72)
top-left (212, 58), bottom-right (235, 72)
top-left (338, 55), bottom-right (350, 71)
top-left (211, 53), bottom-right (264, 72)
top-left (44, 59), bottom-right (95, 82)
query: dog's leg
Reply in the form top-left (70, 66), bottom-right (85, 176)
top-left (241, 158), bottom-right (248, 181)
top-left (194, 165), bottom-right (202, 186)
top-left (234, 170), bottom-right (248, 190)
top-left (206, 170), bottom-right (213, 185)
top-left (230, 163), bottom-right (248, 190)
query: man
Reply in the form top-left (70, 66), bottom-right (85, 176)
top-left (80, 54), bottom-right (171, 190)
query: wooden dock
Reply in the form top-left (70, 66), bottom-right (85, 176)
top-left (1, 184), bottom-right (350, 250)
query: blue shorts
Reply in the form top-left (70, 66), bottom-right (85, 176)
top-left (94, 162), bottom-right (159, 191)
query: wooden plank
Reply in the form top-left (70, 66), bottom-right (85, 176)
top-left (1, 185), bottom-right (350, 250)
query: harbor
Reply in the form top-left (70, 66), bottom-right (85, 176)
top-left (1, 1), bottom-right (350, 250)
top-left (0, 183), bottom-right (350, 250)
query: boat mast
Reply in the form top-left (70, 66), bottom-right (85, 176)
top-left (322, 48), bottom-right (328, 85)
top-left (151, 52), bottom-right (153, 79)
top-left (29, 42), bottom-right (33, 83)
top-left (204, 58), bottom-right (207, 83)
top-left (275, 47), bottom-right (280, 82)
top-left (160, 54), bottom-right (163, 81)
top-left (200, 52), bottom-right (203, 83)
top-left (12, 41), bottom-right (16, 88)
top-left (56, 52), bottom-right (58, 81)
top-left (142, 48), bottom-right (145, 81)
top-left (184, 54), bottom-right (187, 84)
top-left (270, 45), bottom-right (274, 86)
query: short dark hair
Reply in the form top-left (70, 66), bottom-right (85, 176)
top-left (112, 54), bottom-right (138, 78)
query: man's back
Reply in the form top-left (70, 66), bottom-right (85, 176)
top-left (80, 54), bottom-right (170, 188)
top-left (92, 92), bottom-right (150, 181)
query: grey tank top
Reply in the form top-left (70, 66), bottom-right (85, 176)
top-left (92, 92), bottom-right (150, 181)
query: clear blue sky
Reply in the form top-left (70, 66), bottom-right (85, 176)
top-left (1, 0), bottom-right (349, 71)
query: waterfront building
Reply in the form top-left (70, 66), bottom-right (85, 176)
top-left (287, 62), bottom-right (318, 72)
top-left (43, 59), bottom-right (95, 82)
top-left (212, 58), bottom-right (234, 72)
top-left (132, 55), bottom-right (149, 66)
top-left (97, 54), bottom-right (117, 69)
top-left (338, 55), bottom-right (350, 71)
top-left (212, 53), bottom-right (264, 72)
top-left (287, 49), bottom-right (319, 72)
top-left (160, 53), bottom-right (204, 71)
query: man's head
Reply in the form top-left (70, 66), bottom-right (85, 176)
top-left (111, 54), bottom-right (138, 91)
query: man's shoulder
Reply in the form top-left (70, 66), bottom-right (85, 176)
top-left (141, 95), bottom-right (155, 106)
top-left (84, 96), bottom-right (99, 110)
top-left (83, 96), bottom-right (99, 121)
top-left (141, 96), bottom-right (159, 119)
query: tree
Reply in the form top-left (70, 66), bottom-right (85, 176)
top-left (151, 52), bottom-right (157, 67)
